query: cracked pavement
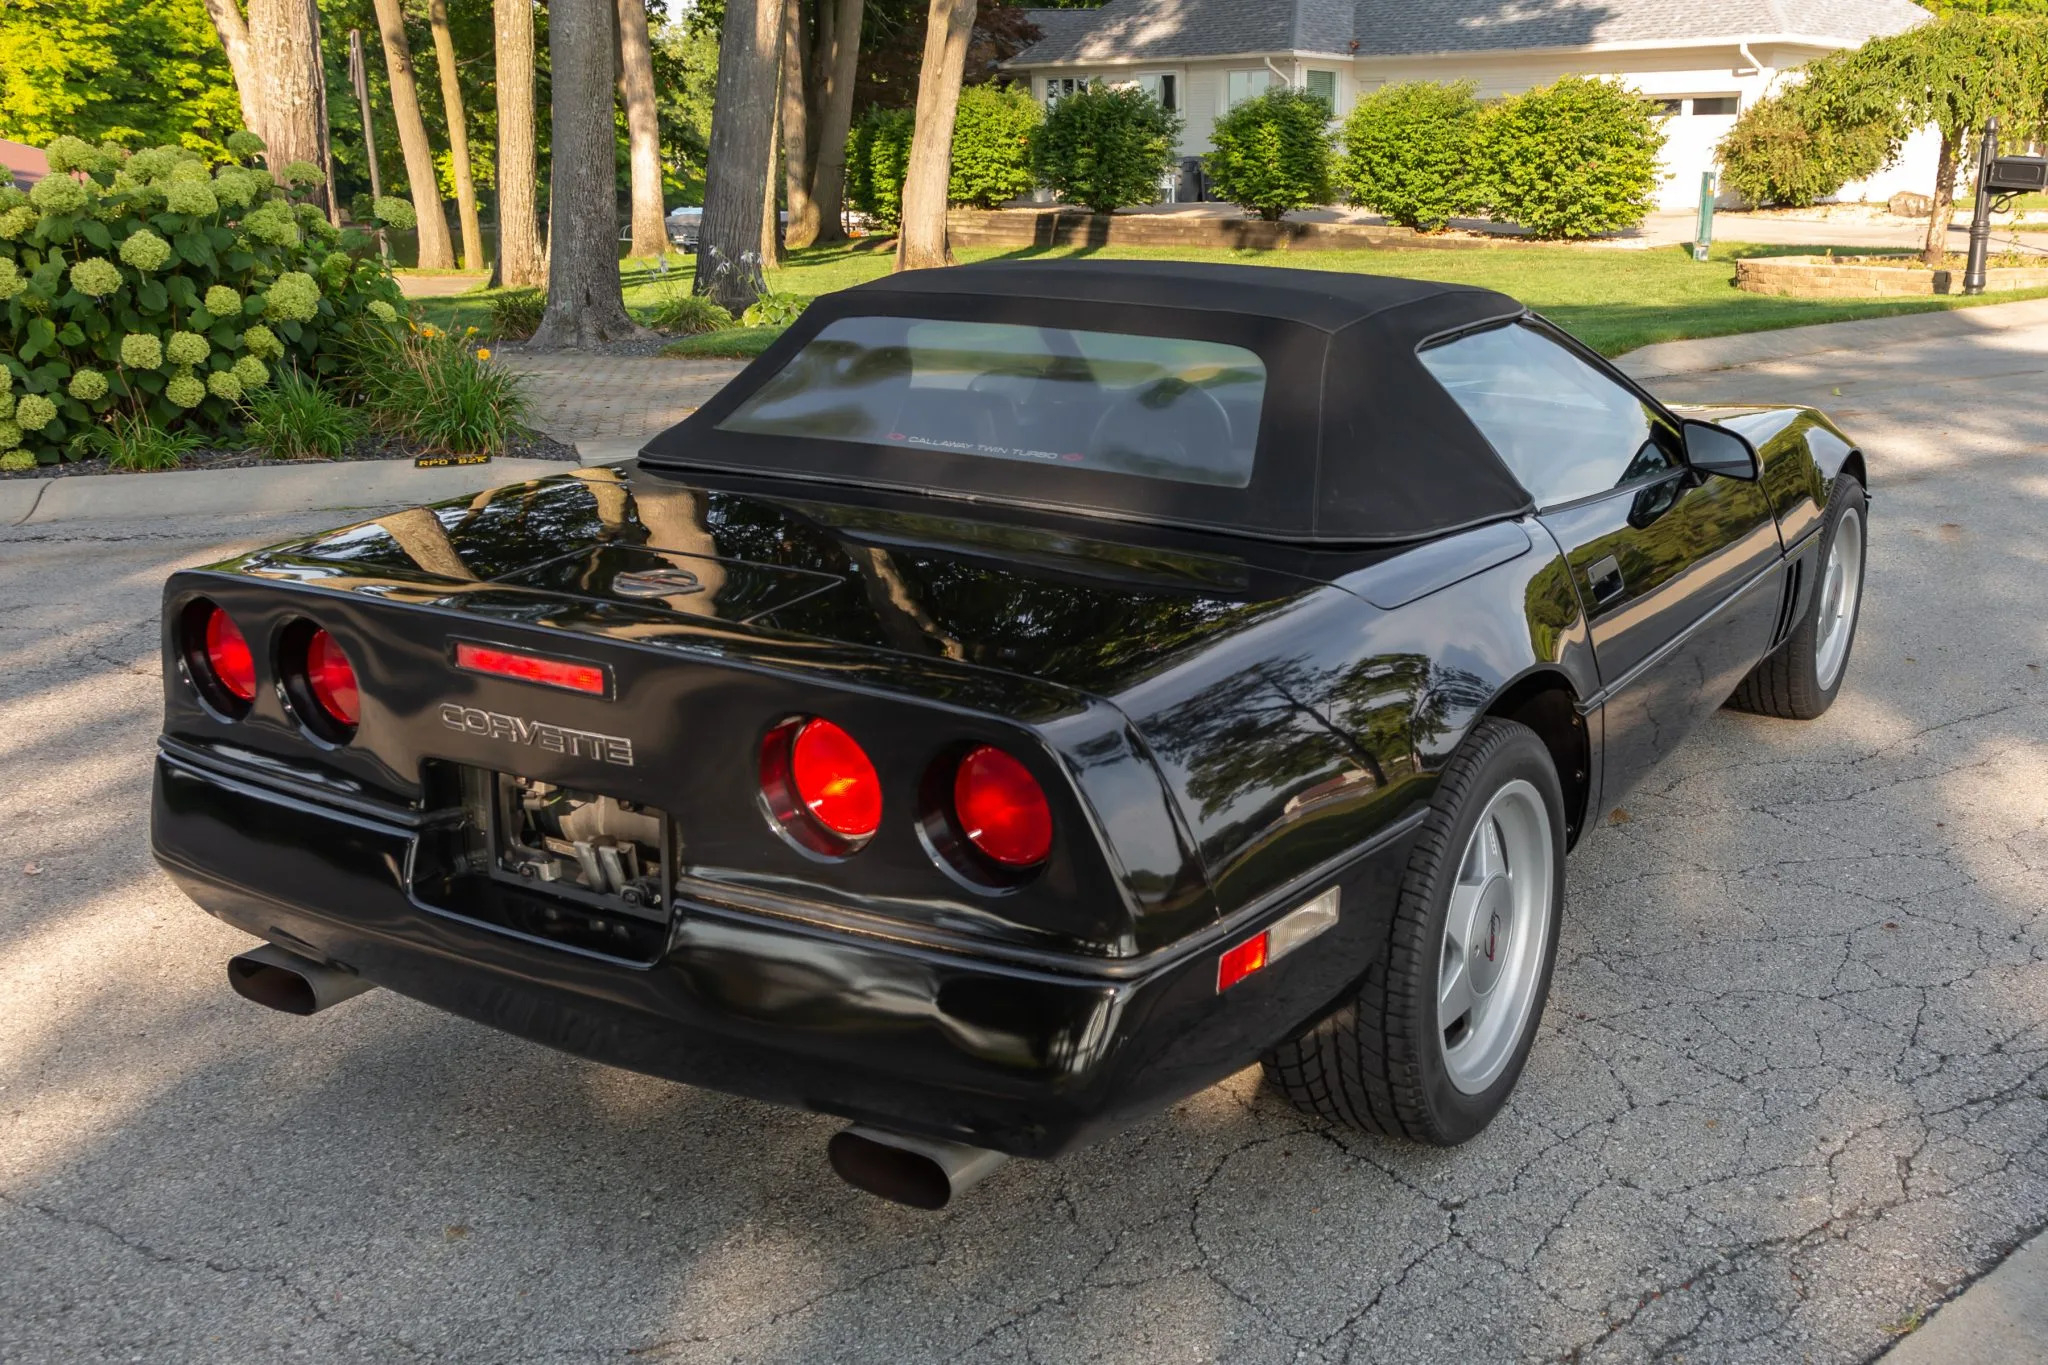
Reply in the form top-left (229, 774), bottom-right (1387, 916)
top-left (3, 315), bottom-right (2047, 1364)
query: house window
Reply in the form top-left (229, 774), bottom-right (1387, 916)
top-left (1226, 69), bottom-right (1275, 108)
top-left (1304, 69), bottom-right (1337, 109)
top-left (1043, 76), bottom-right (1078, 104)
top-left (1134, 72), bottom-right (1177, 112)
top-left (1656, 95), bottom-right (1741, 117)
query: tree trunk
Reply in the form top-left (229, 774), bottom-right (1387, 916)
top-left (808, 0), bottom-right (863, 243)
top-left (201, 0), bottom-right (267, 144)
top-left (248, 0), bottom-right (334, 217)
top-left (1924, 127), bottom-right (1958, 267)
top-left (493, 0), bottom-right (545, 288)
top-left (369, 0), bottom-right (456, 269)
top-left (780, 0), bottom-right (819, 249)
top-left (531, 0), bottom-right (648, 347)
top-left (615, 0), bottom-right (668, 258)
top-left (895, 0), bottom-right (976, 271)
top-left (429, 0), bottom-right (486, 271)
top-left (694, 0), bottom-right (781, 312)
top-left (762, 103), bottom-right (785, 269)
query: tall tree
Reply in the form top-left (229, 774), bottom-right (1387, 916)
top-left (428, 0), bottom-right (486, 270)
top-left (531, 0), bottom-right (645, 345)
top-left (894, 0), bottom-right (976, 271)
top-left (762, 99), bottom-right (785, 268)
top-left (695, 0), bottom-right (781, 310)
top-left (197, 0), bottom-right (334, 208)
top-left (369, 0), bottom-right (456, 268)
top-left (616, 0), bottom-right (667, 258)
top-left (805, 0), bottom-right (863, 242)
top-left (196, 0), bottom-right (268, 141)
top-left (493, 0), bottom-right (545, 286)
top-left (778, 0), bottom-right (818, 247)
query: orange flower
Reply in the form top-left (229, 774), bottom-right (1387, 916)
top-left (475, 347), bottom-right (492, 361)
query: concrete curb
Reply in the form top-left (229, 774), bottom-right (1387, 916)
top-left (5, 441), bottom-right (638, 528)
top-left (1879, 1226), bottom-right (2048, 1363)
top-left (1616, 296), bottom-right (2048, 380)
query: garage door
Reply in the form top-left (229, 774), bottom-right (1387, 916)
top-left (1656, 95), bottom-right (1740, 210)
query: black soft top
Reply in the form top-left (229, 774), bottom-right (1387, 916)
top-left (640, 261), bottom-right (1535, 544)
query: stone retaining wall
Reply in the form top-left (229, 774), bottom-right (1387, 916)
top-left (1737, 255), bottom-right (2048, 297)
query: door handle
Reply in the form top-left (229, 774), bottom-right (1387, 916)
top-left (1587, 555), bottom-right (1626, 605)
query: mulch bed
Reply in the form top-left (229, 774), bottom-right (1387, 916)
top-left (0, 430), bottom-right (580, 480)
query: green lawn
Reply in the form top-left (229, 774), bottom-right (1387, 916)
top-left (416, 238), bottom-right (2048, 359)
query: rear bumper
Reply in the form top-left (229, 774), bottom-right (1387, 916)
top-left (152, 750), bottom-right (1418, 1159)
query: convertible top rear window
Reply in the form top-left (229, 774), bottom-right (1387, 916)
top-left (717, 316), bottom-right (1266, 489)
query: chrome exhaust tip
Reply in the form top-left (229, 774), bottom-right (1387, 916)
top-left (827, 1126), bottom-right (1009, 1209)
top-left (227, 943), bottom-right (376, 1016)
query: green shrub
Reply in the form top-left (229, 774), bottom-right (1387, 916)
top-left (245, 369), bottom-right (365, 460)
top-left (949, 84), bottom-right (1043, 208)
top-left (648, 288), bottom-right (733, 335)
top-left (847, 107), bottom-right (916, 229)
top-left (81, 411), bottom-right (202, 471)
top-left (739, 291), bottom-right (805, 328)
top-left (1716, 94), bottom-right (1893, 208)
top-left (1478, 77), bottom-right (1666, 238)
top-left (489, 287), bottom-right (546, 340)
top-left (1204, 87), bottom-right (1336, 221)
top-left (1340, 81), bottom-right (1485, 230)
top-left (1032, 83), bottom-right (1181, 215)
top-left (0, 132), bottom-right (406, 465)
top-left (352, 326), bottom-right (526, 455)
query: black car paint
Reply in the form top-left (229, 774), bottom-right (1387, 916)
top-left (151, 380), bottom-right (1861, 1158)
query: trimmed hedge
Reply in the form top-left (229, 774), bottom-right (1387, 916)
top-left (1340, 81), bottom-right (1485, 230)
top-left (1032, 83), bottom-right (1181, 215)
top-left (1478, 76), bottom-right (1666, 238)
top-left (847, 107), bottom-right (915, 229)
top-left (1204, 87), bottom-right (1336, 221)
top-left (949, 84), bottom-right (1043, 208)
top-left (0, 132), bottom-right (404, 467)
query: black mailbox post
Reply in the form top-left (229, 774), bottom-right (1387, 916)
top-left (1965, 119), bottom-right (2048, 295)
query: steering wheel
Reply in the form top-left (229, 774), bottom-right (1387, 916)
top-left (1086, 380), bottom-right (1233, 478)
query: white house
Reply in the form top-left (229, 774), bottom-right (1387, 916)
top-left (1006, 0), bottom-right (1936, 211)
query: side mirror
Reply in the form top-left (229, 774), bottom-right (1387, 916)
top-left (1682, 419), bottom-right (1760, 481)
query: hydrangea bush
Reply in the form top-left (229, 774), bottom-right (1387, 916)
top-left (0, 133), bottom-right (406, 467)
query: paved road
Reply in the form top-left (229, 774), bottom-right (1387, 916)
top-left (3, 315), bottom-right (2047, 1364)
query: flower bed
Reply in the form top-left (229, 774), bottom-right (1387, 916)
top-left (0, 133), bottom-right (412, 470)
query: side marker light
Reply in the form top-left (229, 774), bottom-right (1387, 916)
top-left (1217, 887), bottom-right (1341, 992)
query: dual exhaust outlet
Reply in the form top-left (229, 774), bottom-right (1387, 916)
top-left (225, 943), bottom-right (1007, 1208)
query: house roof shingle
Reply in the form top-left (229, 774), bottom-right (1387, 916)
top-left (1009, 0), bottom-right (1929, 66)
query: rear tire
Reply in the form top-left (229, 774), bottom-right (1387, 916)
top-left (1729, 476), bottom-right (1866, 720)
top-left (1263, 718), bottom-right (1565, 1146)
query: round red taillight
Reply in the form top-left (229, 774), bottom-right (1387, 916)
top-left (304, 629), bottom-right (359, 728)
top-left (203, 605), bottom-right (257, 702)
top-left (788, 718), bottom-right (882, 841)
top-left (953, 745), bottom-right (1052, 868)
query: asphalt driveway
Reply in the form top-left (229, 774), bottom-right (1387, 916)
top-left (3, 310), bottom-right (2046, 1364)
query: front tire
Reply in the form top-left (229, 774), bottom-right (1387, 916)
top-left (1263, 718), bottom-right (1565, 1146)
top-left (1729, 475), bottom-right (1867, 720)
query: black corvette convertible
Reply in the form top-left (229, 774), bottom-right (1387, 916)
top-left (153, 262), bottom-right (1867, 1208)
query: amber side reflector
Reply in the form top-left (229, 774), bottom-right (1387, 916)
top-left (455, 642), bottom-right (608, 696)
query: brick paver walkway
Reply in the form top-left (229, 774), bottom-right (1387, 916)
top-left (497, 352), bottom-right (746, 445)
